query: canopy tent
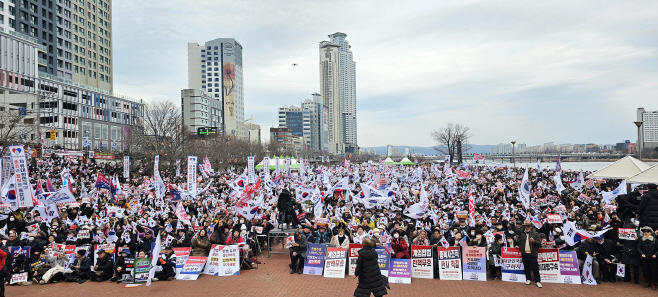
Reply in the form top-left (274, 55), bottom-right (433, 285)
top-left (384, 157), bottom-right (396, 165)
top-left (255, 156), bottom-right (300, 171)
top-left (398, 156), bottom-right (414, 166)
top-left (627, 163), bottom-right (658, 184)
top-left (587, 156), bottom-right (651, 179)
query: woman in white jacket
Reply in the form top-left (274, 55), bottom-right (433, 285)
top-left (330, 228), bottom-right (350, 248)
top-left (41, 252), bottom-right (70, 284)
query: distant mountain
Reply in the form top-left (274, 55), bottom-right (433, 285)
top-left (362, 145), bottom-right (496, 156)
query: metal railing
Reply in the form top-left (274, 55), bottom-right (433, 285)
top-left (9, 30), bottom-right (38, 44)
top-left (38, 57), bottom-right (47, 65)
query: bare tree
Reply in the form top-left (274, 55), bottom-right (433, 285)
top-left (0, 106), bottom-right (39, 147)
top-left (431, 123), bottom-right (472, 164)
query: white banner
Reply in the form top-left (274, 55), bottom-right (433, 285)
top-left (247, 156), bottom-right (255, 184)
top-left (154, 155), bottom-right (166, 199)
top-left (187, 156), bottom-right (197, 198)
top-left (275, 157), bottom-right (280, 176)
top-left (8, 145), bottom-right (33, 207)
top-left (123, 156), bottom-right (130, 178)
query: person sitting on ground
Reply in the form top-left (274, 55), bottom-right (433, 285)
top-left (191, 229), bottom-right (210, 257)
top-left (153, 246), bottom-right (177, 281)
top-left (88, 250), bottom-right (113, 282)
top-left (110, 248), bottom-right (133, 283)
top-left (42, 250), bottom-right (69, 284)
top-left (64, 250), bottom-right (91, 284)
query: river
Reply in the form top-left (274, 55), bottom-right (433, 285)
top-left (483, 161), bottom-right (657, 172)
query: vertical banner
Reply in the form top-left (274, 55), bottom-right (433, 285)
top-left (8, 145), bottom-right (33, 207)
top-left (172, 247), bottom-right (191, 276)
top-left (462, 246), bottom-right (487, 281)
top-left (263, 157), bottom-right (270, 176)
top-left (411, 245), bottom-right (433, 279)
top-left (123, 156), bottom-right (130, 178)
top-left (437, 247), bottom-right (462, 280)
top-left (376, 247), bottom-right (390, 277)
top-left (177, 256), bottom-right (207, 280)
top-left (275, 156), bottom-right (280, 176)
top-left (501, 248), bottom-right (525, 283)
top-left (247, 156), bottom-right (255, 184)
top-left (187, 156), bottom-right (197, 198)
top-left (558, 250), bottom-right (581, 284)
top-left (348, 244), bottom-right (363, 275)
top-left (389, 259), bottom-right (412, 284)
top-left (538, 248), bottom-right (561, 283)
top-left (303, 243), bottom-right (327, 275)
top-left (176, 160), bottom-right (181, 177)
top-left (284, 157), bottom-right (290, 177)
top-left (323, 248), bottom-right (347, 278)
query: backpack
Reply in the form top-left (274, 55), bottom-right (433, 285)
top-left (240, 257), bottom-right (253, 270)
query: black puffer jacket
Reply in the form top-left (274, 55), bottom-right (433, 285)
top-left (353, 247), bottom-right (387, 297)
top-left (638, 189), bottom-right (658, 229)
top-left (637, 236), bottom-right (658, 257)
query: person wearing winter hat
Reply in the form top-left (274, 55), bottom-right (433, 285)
top-left (64, 250), bottom-right (91, 284)
top-left (638, 226), bottom-right (658, 289)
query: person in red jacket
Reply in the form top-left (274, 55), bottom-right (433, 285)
top-left (0, 243), bottom-right (7, 297)
top-left (225, 230), bottom-right (250, 259)
top-left (390, 229), bottom-right (410, 259)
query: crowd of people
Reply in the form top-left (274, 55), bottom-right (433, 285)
top-left (0, 147), bottom-right (657, 297)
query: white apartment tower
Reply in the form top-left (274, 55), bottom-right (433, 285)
top-left (319, 32), bottom-right (357, 154)
top-left (188, 38), bottom-right (246, 140)
top-left (638, 107), bottom-right (658, 150)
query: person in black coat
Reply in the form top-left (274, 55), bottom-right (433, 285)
top-left (65, 250), bottom-right (91, 283)
top-left (353, 238), bottom-right (387, 297)
top-left (637, 226), bottom-right (658, 289)
top-left (637, 184), bottom-right (658, 230)
top-left (593, 236), bottom-right (617, 282)
top-left (154, 246), bottom-right (177, 281)
top-left (277, 189), bottom-right (299, 228)
top-left (88, 250), bottom-right (113, 282)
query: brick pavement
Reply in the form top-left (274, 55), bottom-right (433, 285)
top-left (7, 252), bottom-right (658, 297)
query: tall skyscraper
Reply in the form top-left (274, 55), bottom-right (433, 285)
top-left (188, 38), bottom-right (245, 140)
top-left (319, 32), bottom-right (356, 154)
top-left (10, 0), bottom-right (114, 91)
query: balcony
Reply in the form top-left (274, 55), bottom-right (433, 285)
top-left (38, 57), bottom-right (48, 65)
top-left (9, 30), bottom-right (38, 44)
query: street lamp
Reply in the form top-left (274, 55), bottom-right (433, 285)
top-left (511, 141), bottom-right (516, 168)
top-left (634, 121), bottom-right (643, 160)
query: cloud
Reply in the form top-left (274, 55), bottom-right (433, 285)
top-left (112, 0), bottom-right (658, 148)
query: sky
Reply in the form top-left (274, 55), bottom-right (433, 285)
top-left (112, 0), bottom-right (658, 148)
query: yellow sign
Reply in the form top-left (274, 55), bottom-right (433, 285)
top-left (50, 130), bottom-right (56, 140)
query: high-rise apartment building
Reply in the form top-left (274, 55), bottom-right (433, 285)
top-left (319, 32), bottom-right (356, 154)
top-left (638, 107), bottom-right (658, 150)
top-left (188, 38), bottom-right (245, 140)
top-left (301, 93), bottom-right (328, 152)
top-left (11, 0), bottom-right (113, 92)
top-left (278, 105), bottom-right (305, 137)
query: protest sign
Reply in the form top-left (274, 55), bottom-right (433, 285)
top-left (133, 257), bottom-right (151, 284)
top-left (501, 248), bottom-right (525, 283)
top-left (559, 250), bottom-right (581, 284)
top-left (618, 228), bottom-right (637, 241)
top-left (31, 259), bottom-right (46, 273)
top-left (456, 211), bottom-right (468, 219)
top-left (122, 257), bottom-right (135, 283)
top-left (10, 272), bottom-right (28, 284)
top-left (547, 214), bottom-right (562, 224)
top-left (348, 243), bottom-right (362, 275)
top-left (376, 247), bottom-right (390, 277)
top-left (462, 246), bottom-right (487, 281)
top-left (204, 244), bottom-right (240, 276)
top-left (411, 245), bottom-right (433, 279)
top-left (9, 247), bottom-right (30, 264)
top-left (172, 247), bottom-right (191, 276)
top-left (177, 256), bottom-right (207, 280)
top-left (304, 244), bottom-right (327, 276)
top-left (323, 248), bottom-right (347, 278)
top-left (315, 218), bottom-right (329, 229)
top-left (538, 248), bottom-right (561, 283)
top-left (389, 259), bottom-right (411, 284)
top-left (437, 247), bottom-right (461, 280)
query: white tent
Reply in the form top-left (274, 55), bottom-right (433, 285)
top-left (587, 156), bottom-right (651, 179)
top-left (627, 163), bottom-right (658, 184)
